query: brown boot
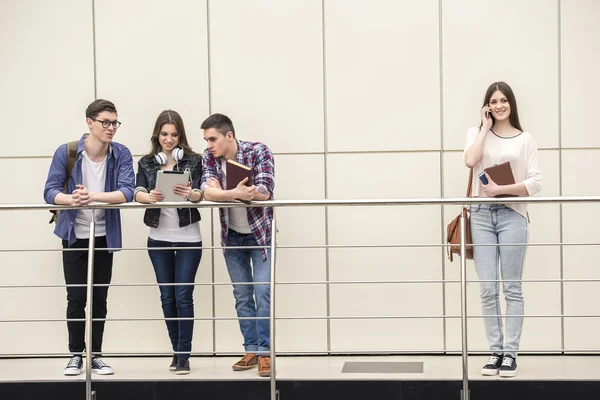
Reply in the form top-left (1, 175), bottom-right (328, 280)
top-left (232, 353), bottom-right (258, 371)
top-left (258, 356), bottom-right (271, 377)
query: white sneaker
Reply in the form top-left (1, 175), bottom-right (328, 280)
top-left (91, 357), bottom-right (114, 375)
top-left (499, 355), bottom-right (517, 378)
top-left (481, 354), bottom-right (503, 376)
top-left (64, 355), bottom-right (83, 376)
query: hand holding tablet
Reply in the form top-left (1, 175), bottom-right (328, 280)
top-left (155, 170), bottom-right (190, 202)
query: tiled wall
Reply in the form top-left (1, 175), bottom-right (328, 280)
top-left (1, 0), bottom-right (598, 355)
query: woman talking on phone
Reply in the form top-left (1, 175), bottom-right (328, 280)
top-left (463, 82), bottom-right (542, 377)
top-left (135, 110), bottom-right (203, 374)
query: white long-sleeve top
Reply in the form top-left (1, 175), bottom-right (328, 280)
top-left (463, 127), bottom-right (543, 221)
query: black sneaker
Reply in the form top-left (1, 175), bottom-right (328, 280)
top-left (499, 355), bottom-right (517, 377)
top-left (64, 355), bottom-right (83, 376)
top-left (91, 357), bottom-right (114, 375)
top-left (481, 353), bottom-right (503, 376)
top-left (175, 358), bottom-right (190, 375)
top-left (169, 355), bottom-right (178, 371)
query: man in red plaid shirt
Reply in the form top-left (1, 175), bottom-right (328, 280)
top-left (200, 113), bottom-right (275, 377)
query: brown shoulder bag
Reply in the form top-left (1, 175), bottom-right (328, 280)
top-left (447, 169), bottom-right (474, 262)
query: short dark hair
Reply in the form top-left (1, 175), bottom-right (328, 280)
top-left (86, 99), bottom-right (117, 119)
top-left (201, 113), bottom-right (235, 137)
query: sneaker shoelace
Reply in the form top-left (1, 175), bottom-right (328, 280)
top-left (92, 358), bottom-right (109, 369)
top-left (487, 355), bottom-right (500, 365)
top-left (501, 357), bottom-right (514, 367)
top-left (67, 356), bottom-right (82, 368)
top-left (259, 357), bottom-right (270, 369)
top-left (239, 354), bottom-right (256, 365)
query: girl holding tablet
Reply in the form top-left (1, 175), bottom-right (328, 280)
top-left (135, 110), bottom-right (203, 374)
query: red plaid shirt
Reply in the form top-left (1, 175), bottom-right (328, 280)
top-left (201, 140), bottom-right (275, 259)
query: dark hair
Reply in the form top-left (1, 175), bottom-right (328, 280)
top-left (144, 110), bottom-right (196, 158)
top-left (481, 81), bottom-right (523, 131)
top-left (86, 99), bottom-right (117, 119)
top-left (201, 113), bottom-right (235, 138)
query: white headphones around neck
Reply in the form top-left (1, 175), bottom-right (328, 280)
top-left (155, 147), bottom-right (184, 165)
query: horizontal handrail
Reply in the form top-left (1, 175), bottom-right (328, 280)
top-left (2, 278), bottom-right (600, 289)
top-left (2, 241), bottom-right (600, 253)
top-left (2, 195), bottom-right (600, 212)
top-left (3, 314), bottom-right (599, 324)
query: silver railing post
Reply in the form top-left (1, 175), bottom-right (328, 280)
top-left (85, 210), bottom-right (96, 400)
top-left (269, 217), bottom-right (278, 400)
top-left (460, 209), bottom-right (469, 400)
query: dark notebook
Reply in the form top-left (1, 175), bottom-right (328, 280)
top-left (226, 159), bottom-right (254, 190)
top-left (485, 161), bottom-right (516, 197)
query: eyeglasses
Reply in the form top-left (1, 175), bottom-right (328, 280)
top-left (91, 118), bottom-right (122, 129)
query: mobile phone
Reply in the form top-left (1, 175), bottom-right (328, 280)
top-left (478, 171), bottom-right (488, 185)
top-left (485, 105), bottom-right (492, 119)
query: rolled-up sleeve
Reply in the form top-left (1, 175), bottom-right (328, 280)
top-left (44, 144), bottom-right (68, 204)
top-left (134, 159), bottom-right (149, 197)
top-left (201, 150), bottom-right (219, 193)
top-left (253, 145), bottom-right (275, 199)
top-left (117, 147), bottom-right (135, 202)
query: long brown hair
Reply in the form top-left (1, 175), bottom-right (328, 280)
top-left (480, 81), bottom-right (523, 132)
top-left (144, 110), bottom-right (196, 158)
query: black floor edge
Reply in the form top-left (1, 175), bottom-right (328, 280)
top-left (1, 380), bottom-right (599, 400)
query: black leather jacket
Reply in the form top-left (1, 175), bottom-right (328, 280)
top-left (135, 154), bottom-right (203, 228)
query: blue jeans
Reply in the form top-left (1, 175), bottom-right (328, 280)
top-left (224, 229), bottom-right (271, 353)
top-left (470, 204), bottom-right (528, 358)
top-left (147, 238), bottom-right (202, 359)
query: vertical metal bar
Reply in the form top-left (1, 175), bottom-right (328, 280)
top-left (86, 210), bottom-right (96, 400)
top-left (206, 0), bottom-right (213, 113)
top-left (459, 212), bottom-right (469, 400)
top-left (557, 0), bottom-right (566, 354)
top-left (211, 210), bottom-right (217, 355)
top-left (320, 0), bottom-right (332, 354)
top-left (269, 217), bottom-right (277, 400)
top-left (206, 0), bottom-right (217, 356)
top-left (437, 0), bottom-right (448, 353)
top-left (91, 0), bottom-right (97, 99)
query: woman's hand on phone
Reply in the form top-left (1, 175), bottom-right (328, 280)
top-left (481, 104), bottom-right (493, 131)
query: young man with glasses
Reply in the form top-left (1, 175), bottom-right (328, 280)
top-left (43, 99), bottom-right (134, 375)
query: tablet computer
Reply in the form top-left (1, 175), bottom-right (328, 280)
top-left (155, 170), bottom-right (190, 202)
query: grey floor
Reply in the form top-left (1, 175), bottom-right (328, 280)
top-left (1, 355), bottom-right (599, 382)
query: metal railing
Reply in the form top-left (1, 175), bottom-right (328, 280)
top-left (2, 196), bottom-right (600, 400)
